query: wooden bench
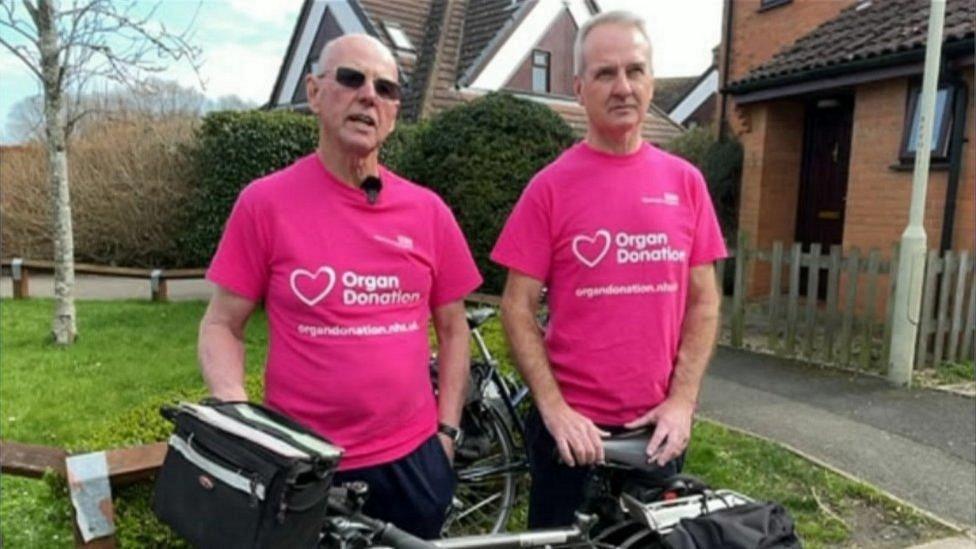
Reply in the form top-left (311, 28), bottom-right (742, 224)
top-left (0, 259), bottom-right (205, 302)
top-left (1, 439), bottom-right (167, 548)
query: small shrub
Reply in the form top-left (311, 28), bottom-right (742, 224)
top-left (393, 93), bottom-right (577, 293)
top-left (665, 127), bottom-right (742, 239)
top-left (664, 125), bottom-right (712, 168)
top-left (380, 120), bottom-right (427, 169)
top-left (701, 138), bottom-right (743, 239)
top-left (177, 110), bottom-right (318, 267)
top-left (1, 117), bottom-right (197, 267)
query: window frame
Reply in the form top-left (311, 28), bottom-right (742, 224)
top-left (758, 0), bottom-right (792, 12)
top-left (531, 49), bottom-right (551, 94)
top-left (382, 21), bottom-right (415, 53)
top-left (899, 80), bottom-right (955, 164)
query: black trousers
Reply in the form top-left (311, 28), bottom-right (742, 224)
top-left (331, 435), bottom-right (456, 539)
top-left (524, 408), bottom-right (685, 528)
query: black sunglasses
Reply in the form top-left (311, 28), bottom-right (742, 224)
top-left (331, 66), bottom-right (401, 101)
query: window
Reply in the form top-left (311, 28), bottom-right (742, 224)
top-left (759, 0), bottom-right (792, 10)
top-left (531, 50), bottom-right (550, 94)
top-left (899, 82), bottom-right (955, 163)
top-left (382, 21), bottom-right (415, 53)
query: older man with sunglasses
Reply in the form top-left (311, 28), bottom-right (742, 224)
top-left (198, 34), bottom-right (481, 537)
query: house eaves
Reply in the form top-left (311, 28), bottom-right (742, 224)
top-left (726, 39), bottom-right (974, 104)
top-left (726, 0), bottom-right (975, 100)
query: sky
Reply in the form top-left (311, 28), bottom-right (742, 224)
top-left (0, 0), bottom-right (723, 143)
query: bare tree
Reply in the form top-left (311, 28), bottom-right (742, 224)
top-left (6, 94), bottom-right (46, 141)
top-left (6, 78), bottom-right (209, 141)
top-left (206, 94), bottom-right (257, 113)
top-left (0, 0), bottom-right (199, 344)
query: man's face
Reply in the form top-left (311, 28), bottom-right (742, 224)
top-left (306, 38), bottom-right (400, 157)
top-left (574, 23), bottom-right (654, 141)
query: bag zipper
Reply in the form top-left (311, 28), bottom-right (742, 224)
top-left (169, 434), bottom-right (267, 501)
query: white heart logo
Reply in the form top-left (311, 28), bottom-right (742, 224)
top-left (572, 230), bottom-right (611, 268)
top-left (290, 266), bottom-right (336, 307)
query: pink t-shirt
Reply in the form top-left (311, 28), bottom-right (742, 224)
top-left (491, 142), bottom-right (727, 425)
top-left (207, 154), bottom-right (482, 470)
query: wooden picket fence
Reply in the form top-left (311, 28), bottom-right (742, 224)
top-left (718, 236), bottom-right (975, 373)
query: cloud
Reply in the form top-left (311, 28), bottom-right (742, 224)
top-left (225, 0), bottom-right (304, 26)
top-left (164, 40), bottom-right (288, 105)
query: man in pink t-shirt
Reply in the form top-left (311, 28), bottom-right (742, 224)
top-left (199, 35), bottom-right (481, 538)
top-left (491, 11), bottom-right (726, 527)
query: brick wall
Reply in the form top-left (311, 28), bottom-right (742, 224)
top-left (737, 100), bottom-right (805, 294)
top-left (844, 69), bottom-right (975, 254)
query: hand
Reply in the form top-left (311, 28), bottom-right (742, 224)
top-left (437, 433), bottom-right (455, 464)
top-left (624, 397), bottom-right (695, 466)
top-left (540, 403), bottom-right (610, 467)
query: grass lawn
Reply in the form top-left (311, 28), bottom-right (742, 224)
top-left (0, 298), bottom-right (954, 547)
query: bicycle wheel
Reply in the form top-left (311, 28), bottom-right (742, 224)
top-left (442, 400), bottom-right (519, 536)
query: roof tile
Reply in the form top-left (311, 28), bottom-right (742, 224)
top-left (730, 0), bottom-right (975, 88)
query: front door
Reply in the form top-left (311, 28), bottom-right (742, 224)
top-left (796, 96), bottom-right (853, 298)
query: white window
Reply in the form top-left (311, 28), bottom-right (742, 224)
top-left (382, 21), bottom-right (415, 53)
top-left (532, 50), bottom-right (550, 93)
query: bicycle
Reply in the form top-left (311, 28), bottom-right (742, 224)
top-left (321, 428), bottom-right (758, 549)
top-left (433, 306), bottom-right (531, 536)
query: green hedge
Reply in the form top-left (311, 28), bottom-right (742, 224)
top-left (180, 97), bottom-right (575, 292)
top-left (177, 110), bottom-right (318, 266)
top-left (387, 93), bottom-right (577, 293)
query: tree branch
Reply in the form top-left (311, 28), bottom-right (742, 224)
top-left (0, 37), bottom-right (42, 78)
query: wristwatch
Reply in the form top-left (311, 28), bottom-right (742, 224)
top-left (437, 422), bottom-right (463, 445)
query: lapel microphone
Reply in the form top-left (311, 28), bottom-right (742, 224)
top-left (360, 176), bottom-right (382, 205)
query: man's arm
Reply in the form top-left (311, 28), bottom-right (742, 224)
top-left (626, 263), bottom-right (721, 464)
top-left (198, 286), bottom-right (258, 401)
top-left (500, 270), bottom-right (608, 466)
top-left (432, 299), bottom-right (471, 462)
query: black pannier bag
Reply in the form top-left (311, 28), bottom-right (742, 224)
top-left (152, 401), bottom-right (343, 548)
top-left (663, 501), bottom-right (802, 549)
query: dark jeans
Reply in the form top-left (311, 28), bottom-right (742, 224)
top-left (525, 408), bottom-right (685, 528)
top-left (331, 435), bottom-right (456, 539)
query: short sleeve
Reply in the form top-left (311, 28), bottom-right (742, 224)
top-left (206, 186), bottom-right (271, 301)
top-left (490, 177), bottom-right (552, 282)
top-left (429, 200), bottom-right (483, 308)
top-left (688, 170), bottom-right (728, 267)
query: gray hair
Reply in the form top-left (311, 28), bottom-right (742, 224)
top-left (573, 10), bottom-right (653, 77)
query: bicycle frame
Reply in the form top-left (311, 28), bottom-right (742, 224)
top-left (470, 321), bottom-right (529, 438)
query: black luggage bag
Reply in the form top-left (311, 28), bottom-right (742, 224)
top-left (152, 400), bottom-right (343, 548)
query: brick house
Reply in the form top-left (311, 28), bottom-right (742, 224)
top-left (718, 0), bottom-right (975, 296)
top-left (268, 0), bottom-right (684, 144)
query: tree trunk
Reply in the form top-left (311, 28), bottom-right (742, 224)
top-left (37, 0), bottom-right (76, 344)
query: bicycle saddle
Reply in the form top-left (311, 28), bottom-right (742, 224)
top-left (466, 307), bottom-right (496, 329)
top-left (603, 429), bottom-right (656, 470)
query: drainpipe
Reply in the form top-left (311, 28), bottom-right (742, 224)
top-left (718, 0), bottom-right (734, 141)
top-left (938, 73), bottom-right (968, 252)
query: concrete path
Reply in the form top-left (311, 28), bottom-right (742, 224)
top-left (909, 539), bottom-right (976, 548)
top-left (0, 274), bottom-right (213, 301)
top-left (701, 347), bottom-right (976, 530)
